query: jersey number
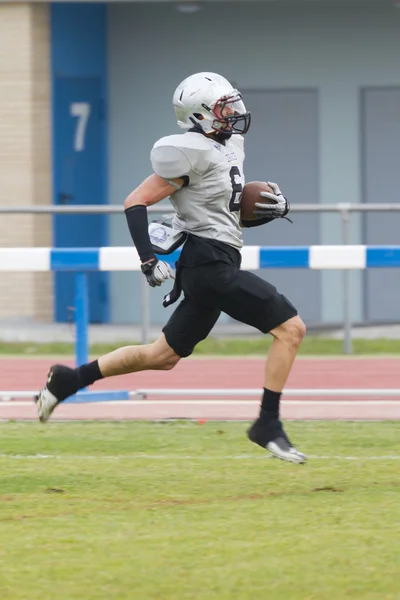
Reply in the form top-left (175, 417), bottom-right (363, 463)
top-left (229, 166), bottom-right (243, 213)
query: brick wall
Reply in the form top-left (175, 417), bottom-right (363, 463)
top-left (0, 3), bottom-right (52, 321)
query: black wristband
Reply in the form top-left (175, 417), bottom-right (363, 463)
top-left (124, 205), bottom-right (156, 263)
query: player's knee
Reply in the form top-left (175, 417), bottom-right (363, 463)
top-left (286, 316), bottom-right (306, 348)
top-left (158, 352), bottom-right (180, 371)
top-left (294, 317), bottom-right (306, 346)
top-left (150, 335), bottom-right (181, 370)
top-left (272, 315), bottom-right (306, 348)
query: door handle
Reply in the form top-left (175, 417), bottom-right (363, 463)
top-left (59, 192), bottom-right (74, 204)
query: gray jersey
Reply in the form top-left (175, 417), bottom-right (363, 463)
top-left (150, 131), bottom-right (245, 249)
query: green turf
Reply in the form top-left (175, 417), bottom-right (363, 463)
top-left (1, 421), bottom-right (400, 599)
top-left (1, 336), bottom-right (400, 357)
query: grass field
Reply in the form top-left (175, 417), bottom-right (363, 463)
top-left (1, 336), bottom-right (400, 357)
top-left (1, 421), bottom-right (400, 599)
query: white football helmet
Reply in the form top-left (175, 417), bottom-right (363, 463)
top-left (173, 72), bottom-right (251, 135)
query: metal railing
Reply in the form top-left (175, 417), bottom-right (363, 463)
top-left (2, 202), bottom-right (400, 354)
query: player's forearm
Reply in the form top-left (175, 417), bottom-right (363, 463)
top-left (124, 205), bottom-right (155, 263)
top-left (123, 181), bottom-right (161, 262)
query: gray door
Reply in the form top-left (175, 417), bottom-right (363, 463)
top-left (241, 90), bottom-right (320, 324)
top-left (362, 88), bottom-right (400, 323)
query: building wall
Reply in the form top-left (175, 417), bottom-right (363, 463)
top-left (108, 0), bottom-right (400, 325)
top-left (1, 1), bottom-right (399, 327)
top-left (0, 3), bottom-right (52, 321)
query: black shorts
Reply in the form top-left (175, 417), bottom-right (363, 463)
top-left (162, 237), bottom-right (298, 358)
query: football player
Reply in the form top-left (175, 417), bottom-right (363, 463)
top-left (37, 72), bottom-right (307, 464)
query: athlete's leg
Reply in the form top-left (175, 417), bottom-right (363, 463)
top-left (190, 264), bottom-right (307, 463)
top-left (264, 315), bottom-right (306, 392)
top-left (36, 334), bottom-right (181, 422)
top-left (98, 333), bottom-right (180, 377)
top-left (36, 296), bottom-right (220, 422)
top-left (247, 315), bottom-right (307, 464)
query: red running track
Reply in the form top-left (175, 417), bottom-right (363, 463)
top-left (0, 356), bottom-right (399, 421)
top-left (1, 356), bottom-right (400, 391)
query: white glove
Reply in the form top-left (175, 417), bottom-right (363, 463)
top-left (141, 259), bottom-right (175, 288)
top-left (254, 181), bottom-right (290, 219)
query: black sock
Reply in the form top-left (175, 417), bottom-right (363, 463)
top-left (46, 364), bottom-right (83, 401)
top-left (260, 388), bottom-right (281, 420)
top-left (75, 360), bottom-right (104, 388)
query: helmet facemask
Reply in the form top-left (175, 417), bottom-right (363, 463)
top-left (206, 91), bottom-right (251, 135)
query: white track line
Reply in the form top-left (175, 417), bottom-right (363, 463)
top-left (2, 400), bottom-right (400, 407)
top-left (0, 453), bottom-right (400, 461)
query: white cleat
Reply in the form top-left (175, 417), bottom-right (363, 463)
top-left (267, 438), bottom-right (307, 464)
top-left (36, 387), bottom-right (60, 423)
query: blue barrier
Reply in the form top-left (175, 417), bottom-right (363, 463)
top-left (2, 245), bottom-right (400, 369)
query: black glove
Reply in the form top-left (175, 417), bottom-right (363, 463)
top-left (141, 258), bottom-right (175, 288)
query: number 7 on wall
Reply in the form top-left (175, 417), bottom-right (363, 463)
top-left (70, 102), bottom-right (91, 152)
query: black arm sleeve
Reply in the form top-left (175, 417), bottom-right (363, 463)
top-left (124, 205), bottom-right (156, 263)
top-left (241, 216), bottom-right (275, 228)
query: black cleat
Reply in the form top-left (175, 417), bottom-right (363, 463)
top-left (35, 365), bottom-right (82, 423)
top-left (247, 417), bottom-right (307, 464)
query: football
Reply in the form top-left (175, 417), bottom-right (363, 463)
top-left (240, 181), bottom-right (275, 221)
